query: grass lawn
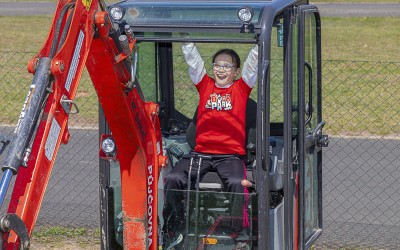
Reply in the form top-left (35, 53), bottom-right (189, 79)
top-left (1, 16), bottom-right (398, 61)
top-left (0, 15), bottom-right (399, 135)
top-left (0, 16), bottom-right (53, 53)
top-left (322, 17), bottom-right (400, 62)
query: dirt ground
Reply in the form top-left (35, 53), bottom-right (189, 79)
top-left (30, 242), bottom-right (100, 250)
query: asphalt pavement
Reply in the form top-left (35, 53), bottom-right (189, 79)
top-left (0, 2), bottom-right (56, 16)
top-left (316, 3), bottom-right (400, 17)
top-left (2, 125), bottom-right (400, 247)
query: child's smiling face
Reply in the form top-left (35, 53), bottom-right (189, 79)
top-left (212, 54), bottom-right (240, 87)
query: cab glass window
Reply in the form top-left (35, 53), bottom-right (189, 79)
top-left (173, 42), bottom-right (258, 119)
top-left (270, 16), bottom-right (285, 123)
top-left (136, 42), bottom-right (157, 102)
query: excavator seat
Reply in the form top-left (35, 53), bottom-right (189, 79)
top-left (162, 97), bottom-right (284, 213)
top-left (185, 98), bottom-right (258, 191)
top-left (183, 97), bottom-right (285, 197)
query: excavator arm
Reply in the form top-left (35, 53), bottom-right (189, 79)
top-left (0, 0), bottom-right (165, 249)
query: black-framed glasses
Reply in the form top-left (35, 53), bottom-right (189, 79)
top-left (212, 63), bottom-right (236, 71)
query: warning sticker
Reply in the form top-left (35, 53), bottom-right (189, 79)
top-left (45, 119), bottom-right (61, 160)
top-left (82, 0), bottom-right (92, 11)
top-left (203, 238), bottom-right (218, 245)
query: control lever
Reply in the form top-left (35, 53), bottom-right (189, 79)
top-left (311, 121), bottom-right (325, 138)
top-left (0, 136), bottom-right (10, 156)
top-left (308, 121), bottom-right (330, 148)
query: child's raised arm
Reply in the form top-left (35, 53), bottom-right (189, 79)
top-left (242, 45), bottom-right (259, 88)
top-left (182, 43), bottom-right (207, 85)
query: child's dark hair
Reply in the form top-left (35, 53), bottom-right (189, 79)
top-left (212, 49), bottom-right (241, 68)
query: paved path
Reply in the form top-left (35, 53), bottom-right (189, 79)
top-left (0, 2), bottom-right (56, 16)
top-left (316, 3), bottom-right (400, 17)
top-left (2, 125), bottom-right (400, 248)
top-left (0, 2), bottom-right (399, 17)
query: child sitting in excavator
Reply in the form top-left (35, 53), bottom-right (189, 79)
top-left (163, 39), bottom-right (258, 249)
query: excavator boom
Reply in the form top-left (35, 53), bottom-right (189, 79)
top-left (0, 0), bottom-right (163, 249)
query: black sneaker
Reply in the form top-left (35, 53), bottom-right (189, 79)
top-left (234, 228), bottom-right (252, 250)
top-left (235, 241), bottom-right (250, 250)
top-left (164, 233), bottom-right (183, 250)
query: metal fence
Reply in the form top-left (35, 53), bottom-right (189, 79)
top-left (317, 61), bottom-right (400, 249)
top-left (0, 52), bottom-right (100, 229)
top-left (0, 51), bottom-right (399, 249)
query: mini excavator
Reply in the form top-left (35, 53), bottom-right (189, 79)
top-left (0, 0), bottom-right (328, 249)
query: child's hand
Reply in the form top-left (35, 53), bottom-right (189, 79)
top-left (241, 179), bottom-right (253, 187)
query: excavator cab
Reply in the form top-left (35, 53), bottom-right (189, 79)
top-left (0, 0), bottom-right (328, 248)
top-left (99, 0), bottom-right (328, 249)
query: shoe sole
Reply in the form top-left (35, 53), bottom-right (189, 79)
top-left (166, 234), bottom-right (183, 250)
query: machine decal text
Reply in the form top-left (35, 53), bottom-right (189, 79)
top-left (147, 164), bottom-right (154, 247)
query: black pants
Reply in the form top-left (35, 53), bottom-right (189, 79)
top-left (163, 153), bottom-right (247, 235)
